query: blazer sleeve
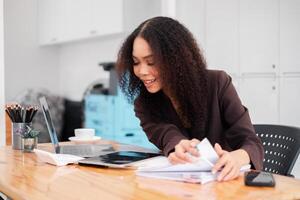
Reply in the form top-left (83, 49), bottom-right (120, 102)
top-left (217, 71), bottom-right (264, 170)
top-left (134, 98), bottom-right (187, 156)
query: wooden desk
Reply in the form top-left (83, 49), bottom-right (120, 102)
top-left (0, 144), bottom-right (300, 200)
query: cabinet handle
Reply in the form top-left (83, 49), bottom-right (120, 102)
top-left (282, 72), bottom-right (300, 76)
top-left (125, 133), bottom-right (134, 137)
top-left (272, 64), bottom-right (276, 69)
top-left (272, 86), bottom-right (276, 90)
top-left (90, 30), bottom-right (97, 35)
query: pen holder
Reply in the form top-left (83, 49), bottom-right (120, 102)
top-left (11, 122), bottom-right (32, 150)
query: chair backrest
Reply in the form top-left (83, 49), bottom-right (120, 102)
top-left (254, 124), bottom-right (300, 176)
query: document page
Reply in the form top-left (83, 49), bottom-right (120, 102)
top-left (136, 138), bottom-right (217, 172)
top-left (136, 138), bottom-right (250, 184)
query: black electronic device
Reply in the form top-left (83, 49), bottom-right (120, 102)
top-left (99, 62), bottom-right (118, 95)
top-left (78, 151), bottom-right (160, 168)
top-left (244, 171), bottom-right (275, 187)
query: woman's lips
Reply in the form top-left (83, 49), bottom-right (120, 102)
top-left (143, 78), bottom-right (156, 87)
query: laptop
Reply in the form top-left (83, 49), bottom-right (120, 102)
top-left (39, 96), bottom-right (113, 157)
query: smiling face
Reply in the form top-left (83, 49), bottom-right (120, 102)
top-left (132, 37), bottom-right (162, 93)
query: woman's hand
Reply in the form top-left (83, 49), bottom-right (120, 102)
top-left (168, 139), bottom-right (200, 164)
top-left (212, 143), bottom-right (250, 181)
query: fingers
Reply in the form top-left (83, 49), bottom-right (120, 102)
top-left (217, 160), bottom-right (233, 181)
top-left (188, 139), bottom-right (200, 156)
top-left (223, 166), bottom-right (240, 181)
top-left (168, 139), bottom-right (200, 164)
top-left (218, 162), bottom-right (240, 182)
top-left (175, 140), bottom-right (200, 160)
top-left (190, 138), bottom-right (200, 147)
top-left (212, 144), bottom-right (241, 181)
top-left (212, 150), bottom-right (229, 174)
top-left (168, 152), bottom-right (186, 164)
top-left (174, 142), bottom-right (192, 162)
top-left (214, 143), bottom-right (224, 157)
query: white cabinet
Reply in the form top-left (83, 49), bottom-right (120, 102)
top-left (65, 0), bottom-right (123, 41)
top-left (280, 76), bottom-right (300, 127)
top-left (279, 0), bottom-right (300, 73)
top-left (240, 0), bottom-right (279, 74)
top-left (278, 0), bottom-right (300, 135)
top-left (205, 0), bottom-right (239, 75)
top-left (64, 0), bottom-right (91, 41)
top-left (124, 0), bottom-right (161, 33)
top-left (165, 0), bottom-right (300, 127)
top-left (38, 0), bottom-right (123, 45)
top-left (166, 0), bottom-right (300, 132)
top-left (175, 0), bottom-right (205, 48)
top-left (38, 0), bottom-right (66, 44)
top-left (239, 76), bottom-right (279, 124)
top-left (91, 0), bottom-right (123, 37)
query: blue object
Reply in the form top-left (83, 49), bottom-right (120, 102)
top-left (84, 91), bottom-right (158, 150)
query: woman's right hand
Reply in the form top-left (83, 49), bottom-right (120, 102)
top-left (168, 138), bottom-right (200, 164)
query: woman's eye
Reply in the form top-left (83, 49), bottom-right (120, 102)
top-left (133, 62), bottom-right (139, 66)
top-left (148, 62), bottom-right (155, 66)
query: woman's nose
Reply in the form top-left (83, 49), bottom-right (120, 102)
top-left (137, 64), bottom-right (149, 76)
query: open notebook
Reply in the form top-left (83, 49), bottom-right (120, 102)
top-left (136, 138), bottom-right (250, 184)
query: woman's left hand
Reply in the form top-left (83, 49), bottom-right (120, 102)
top-left (212, 143), bottom-right (250, 182)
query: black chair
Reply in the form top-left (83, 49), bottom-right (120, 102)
top-left (254, 124), bottom-right (300, 176)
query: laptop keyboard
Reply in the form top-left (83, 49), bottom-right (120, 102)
top-left (61, 145), bottom-right (92, 154)
top-left (60, 144), bottom-right (114, 157)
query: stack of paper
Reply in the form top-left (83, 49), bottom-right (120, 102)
top-left (34, 149), bottom-right (85, 166)
top-left (136, 138), bottom-right (250, 184)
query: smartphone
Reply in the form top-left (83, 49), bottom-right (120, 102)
top-left (244, 171), bottom-right (275, 187)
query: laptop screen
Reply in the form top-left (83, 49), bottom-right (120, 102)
top-left (39, 97), bottom-right (60, 153)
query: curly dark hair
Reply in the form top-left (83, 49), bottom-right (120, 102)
top-left (116, 16), bottom-right (208, 131)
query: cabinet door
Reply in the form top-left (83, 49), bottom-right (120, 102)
top-left (84, 95), bottom-right (115, 139)
top-left (90, 0), bottom-right (123, 36)
top-left (280, 76), bottom-right (300, 127)
top-left (38, 0), bottom-right (123, 45)
top-left (205, 0), bottom-right (239, 75)
top-left (115, 92), bottom-right (143, 134)
top-left (239, 76), bottom-right (279, 124)
top-left (38, 0), bottom-right (66, 45)
top-left (175, 0), bottom-right (205, 48)
top-left (280, 0), bottom-right (300, 73)
top-left (231, 74), bottom-right (240, 93)
top-left (240, 0), bottom-right (279, 74)
top-left (64, 0), bottom-right (91, 41)
top-left (114, 91), bottom-right (156, 148)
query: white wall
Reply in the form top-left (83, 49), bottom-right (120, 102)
top-left (58, 35), bottom-right (122, 100)
top-left (4, 0), bottom-right (60, 101)
top-left (0, 0), bottom-right (6, 146)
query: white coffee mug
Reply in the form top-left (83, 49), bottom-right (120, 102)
top-left (74, 128), bottom-right (95, 139)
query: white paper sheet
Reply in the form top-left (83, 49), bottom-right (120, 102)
top-left (34, 149), bottom-right (85, 166)
top-left (136, 138), bottom-right (250, 184)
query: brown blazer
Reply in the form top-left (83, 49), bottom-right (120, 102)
top-left (134, 70), bottom-right (264, 170)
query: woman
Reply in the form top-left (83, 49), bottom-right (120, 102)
top-left (116, 16), bottom-right (264, 181)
